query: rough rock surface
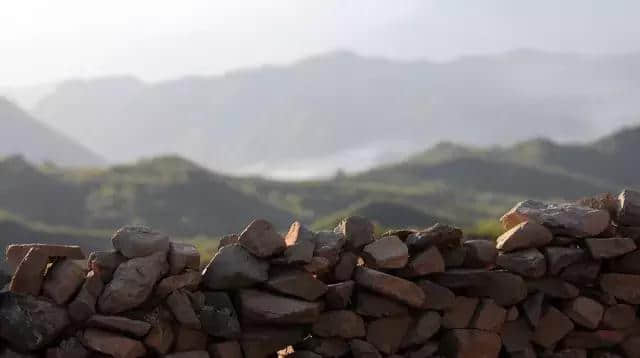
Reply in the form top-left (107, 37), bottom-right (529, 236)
top-left (112, 225), bottom-right (170, 258)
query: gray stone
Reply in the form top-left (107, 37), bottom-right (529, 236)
top-left (266, 268), bottom-right (328, 301)
top-left (312, 310), bottom-right (366, 338)
top-left (42, 258), bottom-right (87, 304)
top-left (86, 314), bottom-right (151, 337)
top-left (199, 291), bottom-right (241, 339)
top-left (334, 216), bottom-right (374, 249)
top-left (354, 266), bottom-right (425, 308)
top-left (111, 225), bottom-right (170, 258)
top-left (283, 221), bottom-right (316, 264)
top-left (585, 237), bottom-right (636, 259)
top-left (362, 236), bottom-right (408, 269)
top-left (238, 219), bottom-right (286, 258)
top-left (201, 244), bottom-right (268, 290)
top-left (496, 248), bottom-right (546, 278)
top-left (544, 246), bottom-right (586, 275)
top-left (238, 289), bottom-right (323, 324)
top-left (88, 250), bottom-right (127, 283)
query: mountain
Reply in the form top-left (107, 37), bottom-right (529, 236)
top-left (32, 50), bottom-right (640, 177)
top-left (0, 97), bottom-right (104, 167)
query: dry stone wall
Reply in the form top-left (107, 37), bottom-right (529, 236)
top-left (2, 189), bottom-right (640, 357)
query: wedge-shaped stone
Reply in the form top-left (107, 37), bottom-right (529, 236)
top-left (527, 278), bottom-right (579, 299)
top-left (532, 306), bottom-right (574, 349)
top-left (586, 237), bottom-right (636, 259)
top-left (399, 245), bottom-right (445, 277)
top-left (333, 251), bottom-right (358, 281)
top-left (496, 248), bottom-right (546, 278)
top-left (440, 329), bottom-right (501, 358)
top-left (501, 200), bottom-right (610, 238)
top-left (283, 221), bottom-right (316, 264)
top-left (201, 244), bottom-right (268, 290)
top-left (79, 328), bottom-right (146, 358)
top-left (432, 269), bottom-right (527, 306)
top-left (112, 225), bottom-right (170, 258)
top-left (563, 296), bottom-right (603, 329)
top-left (354, 267), bottom-right (425, 308)
top-left (312, 310), bottom-right (365, 338)
top-left (522, 292), bottom-right (544, 327)
top-left (367, 316), bottom-right (411, 354)
top-left (98, 251), bottom-right (168, 314)
top-left (266, 269), bottom-right (328, 301)
top-left (600, 273), bottom-right (640, 304)
top-left (238, 289), bottom-right (322, 324)
top-left (471, 299), bottom-right (506, 332)
top-left (238, 219), bottom-right (286, 257)
top-left (86, 314), bottom-right (151, 337)
top-left (442, 296), bottom-right (478, 329)
top-left (362, 236), bottom-right (408, 269)
top-left (496, 221), bottom-right (553, 252)
top-left (501, 318), bottom-right (532, 353)
top-left (166, 289), bottom-right (201, 329)
top-left (9, 247), bottom-right (48, 296)
top-left (5, 243), bottom-right (85, 272)
top-left (618, 189), bottom-right (640, 226)
top-left (334, 215), bottom-right (374, 249)
top-left (42, 258), bottom-right (87, 304)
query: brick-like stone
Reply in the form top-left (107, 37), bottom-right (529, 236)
top-left (238, 289), bottom-right (322, 324)
top-left (79, 328), bottom-right (146, 358)
top-left (527, 278), bottom-right (579, 299)
top-left (440, 329), bottom-right (501, 358)
top-left (433, 269), bottom-right (527, 306)
top-left (442, 296), bottom-right (478, 329)
top-left (560, 260), bottom-right (601, 286)
top-left (601, 304), bottom-right (636, 329)
top-left (266, 268), bottom-right (328, 301)
top-left (355, 290), bottom-right (408, 318)
top-left (399, 245), bottom-right (445, 277)
top-left (463, 240), bottom-right (497, 268)
top-left (111, 225), bottom-right (170, 258)
top-left (496, 221), bottom-right (553, 252)
top-left (496, 248), bottom-right (546, 278)
top-left (362, 236), bottom-right (408, 269)
top-left (600, 273), bottom-right (640, 304)
top-left (585, 237), bottom-right (636, 259)
top-left (86, 314), bottom-right (151, 337)
top-left (312, 310), bottom-right (365, 338)
top-left (354, 267), bottom-right (425, 308)
top-left (532, 306), bottom-right (574, 348)
top-left (335, 216), bottom-right (374, 249)
top-left (238, 219), bottom-right (286, 258)
top-left (563, 296), bottom-right (603, 329)
top-left (9, 247), bottom-right (48, 296)
top-left (562, 330), bottom-right (625, 349)
top-left (366, 316), bottom-right (411, 354)
top-left (201, 244), bottom-right (268, 290)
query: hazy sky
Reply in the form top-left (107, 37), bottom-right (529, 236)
top-left (2, 0), bottom-right (640, 87)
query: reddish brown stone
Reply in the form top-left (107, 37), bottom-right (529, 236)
top-left (314, 231), bottom-right (346, 265)
top-left (111, 225), bottom-right (170, 258)
top-left (621, 335), bottom-right (640, 358)
top-left (600, 273), bottom-right (640, 304)
top-left (304, 256), bottom-right (331, 274)
top-left (440, 329), bottom-right (501, 358)
top-left (333, 251), bottom-right (358, 281)
top-left (86, 314), bottom-right (151, 337)
top-left (166, 290), bottom-right (201, 329)
top-left (350, 339), bottom-right (381, 358)
top-left (266, 268), bottom-right (328, 301)
top-left (560, 260), bottom-right (601, 286)
top-left (355, 290), bottom-right (408, 318)
top-left (532, 306), bottom-right (574, 348)
top-left (325, 281), bottom-right (354, 309)
top-left (168, 242), bottom-right (200, 274)
top-left (5, 244), bottom-right (85, 272)
top-left (87, 250), bottom-right (127, 283)
top-left (501, 318), bottom-right (533, 353)
top-left (45, 337), bottom-right (89, 358)
top-left (585, 237), bottom-right (636, 259)
top-left (283, 222), bottom-right (316, 264)
top-left (335, 216), bottom-right (374, 249)
top-left (405, 223), bottom-right (463, 251)
top-left (241, 326), bottom-right (305, 358)
top-left (362, 236), bottom-right (408, 269)
top-left (601, 304), bottom-right (636, 329)
top-left (563, 296), bottom-right (603, 329)
top-left (433, 269), bottom-right (527, 306)
top-left (399, 245), bottom-right (445, 277)
top-left (201, 244), bottom-right (269, 290)
top-left (471, 299), bottom-right (507, 332)
top-left (496, 221), bottom-right (553, 252)
top-left (544, 246), bottom-right (586, 275)
top-left (416, 279), bottom-right (455, 310)
top-left (442, 296), bottom-right (479, 329)
top-left (173, 326), bottom-right (207, 352)
top-left (496, 248), bottom-right (546, 278)
top-left (297, 336), bottom-right (349, 357)
top-left (42, 259), bottom-right (87, 304)
top-left (562, 330), bottom-right (625, 349)
top-left (522, 292), bottom-right (544, 328)
top-left (527, 278), bottom-right (579, 299)
top-left (610, 250), bottom-right (640, 274)
top-left (366, 316), bottom-right (411, 354)
top-left (353, 267), bottom-right (425, 308)
top-left (68, 270), bottom-right (104, 322)
top-left (140, 306), bottom-right (175, 355)
top-left (401, 311), bottom-right (441, 348)
top-left (9, 247), bottom-right (48, 295)
top-left (164, 352), bottom-right (209, 358)
top-left (79, 328), bottom-right (146, 358)
top-left (238, 289), bottom-right (322, 324)
top-left (155, 270), bottom-right (201, 298)
top-left (312, 310), bottom-right (365, 338)
top-left (463, 240), bottom-right (497, 268)
top-left (208, 341), bottom-right (243, 358)
top-left (238, 219), bottom-right (286, 258)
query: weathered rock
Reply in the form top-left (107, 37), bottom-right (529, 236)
top-left (367, 316), bottom-right (411, 354)
top-left (496, 248), bottom-right (546, 278)
top-left (298, 336), bottom-right (349, 357)
top-left (199, 291), bottom-right (241, 339)
top-left (463, 240), bottom-right (497, 268)
top-left (617, 189), bottom-right (640, 226)
top-left (362, 236), bottom-right (408, 269)
top-left (601, 304), bottom-right (636, 329)
top-left (522, 291), bottom-right (544, 327)
top-left (442, 246), bottom-right (467, 268)
top-left (442, 296), bottom-right (478, 329)
top-left (335, 216), bottom-right (374, 249)
top-left (238, 289), bottom-right (322, 324)
top-left (208, 341), bottom-right (243, 358)
top-left (9, 247), bottom-right (48, 295)
top-left (241, 326), bottom-right (305, 358)
top-left (45, 337), bottom-right (89, 358)
top-left (266, 268), bottom-right (328, 301)
top-left (79, 328), bottom-right (146, 358)
top-left (350, 339), bottom-right (381, 358)
top-left (532, 306), bottom-right (574, 348)
top-left (312, 310), bottom-right (365, 338)
top-left (353, 266), bottom-right (425, 308)
top-left (0, 292), bottom-right (70, 351)
top-left (562, 330), bottom-right (625, 349)
top-left (283, 221), bottom-right (316, 264)
top-left (417, 279), bottom-right (455, 310)
top-left (42, 258), bottom-right (87, 304)
top-left (399, 245), bottom-right (445, 277)
top-left (98, 251), bottom-right (168, 314)
top-left (440, 329), bottom-right (501, 358)
top-left (333, 251), bottom-right (358, 281)
top-left (155, 270), bottom-right (201, 298)
top-left (401, 311), bottom-right (441, 348)
top-left (600, 273), bottom-right (640, 304)
top-left (238, 219), bottom-right (286, 258)
top-left (582, 287), bottom-right (618, 306)
top-left (544, 246), bottom-right (586, 275)
top-left (496, 221), bottom-right (553, 252)
top-left (563, 296), bottom-right (603, 329)
top-left (304, 256), bottom-right (331, 274)
top-left (87, 250), bottom-right (127, 283)
top-left (585, 237), bottom-right (636, 259)
top-left (609, 250), bottom-right (640, 274)
top-left (68, 270), bottom-right (104, 322)
top-left (166, 289), bottom-right (201, 329)
top-left (432, 269), bottom-right (527, 306)
top-left (501, 200), bottom-right (611, 238)
top-left (471, 299), bottom-right (506, 332)
top-left (168, 242), bottom-right (200, 274)
top-left (528, 278), bottom-right (579, 299)
top-left (86, 314), bottom-right (151, 337)
top-left (314, 231), bottom-right (346, 265)
top-left (5, 244), bottom-right (85, 272)
top-left (501, 318), bottom-right (532, 353)
top-left (201, 244), bottom-right (268, 290)
top-left (173, 326), bottom-right (207, 352)
top-left (112, 225), bottom-right (170, 258)
top-left (325, 281), bottom-right (354, 309)
top-left (405, 223), bottom-right (463, 251)
top-left (560, 260), bottom-right (601, 286)
top-left (355, 290), bottom-right (408, 317)
top-left (140, 307), bottom-right (175, 355)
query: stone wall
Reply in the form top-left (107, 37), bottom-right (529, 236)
top-left (1, 189), bottom-right (640, 358)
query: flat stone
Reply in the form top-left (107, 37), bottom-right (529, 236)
top-left (432, 269), bottom-right (527, 306)
top-left (201, 244), bottom-right (268, 290)
top-left (238, 289), bottom-right (322, 324)
top-left (522, 292), bottom-right (544, 327)
top-left (334, 216), bottom-right (374, 249)
top-left (543, 247), bottom-right (586, 275)
top-left (42, 259), bottom-right (87, 304)
top-left (442, 296), bottom-right (478, 329)
top-left (166, 289), bottom-right (201, 329)
top-left (168, 242), bottom-right (200, 274)
top-left (585, 237), bottom-right (636, 259)
top-left (155, 270), bottom-right (201, 298)
top-left (333, 251), bottom-right (358, 281)
top-left (199, 291), bottom-right (241, 339)
top-left (314, 231), bottom-right (346, 265)
top-left (325, 281), bottom-right (354, 309)
top-left (496, 221), bottom-right (553, 252)
top-left (241, 326), bottom-right (305, 358)
top-left (9, 247), bottom-right (48, 295)
top-left (500, 200), bottom-right (610, 238)
top-left (471, 299), bottom-right (506, 332)
top-left (238, 219), bottom-right (286, 257)
top-left (79, 328), bottom-right (146, 358)
top-left (496, 248), bottom-right (546, 278)
top-left (353, 267), bottom-right (425, 308)
top-left (173, 326), bottom-right (207, 352)
top-left (463, 240), bottom-right (497, 268)
top-left (208, 341), bottom-right (243, 358)
top-left (355, 290), bottom-right (408, 318)
top-left (68, 270), bottom-right (104, 322)
top-left (501, 318), bottom-right (533, 353)
top-left (398, 245), bottom-right (445, 278)
top-left (600, 273), bottom-right (640, 304)
top-left (563, 296), bottom-right (603, 329)
top-left (532, 306), bottom-right (574, 348)
top-left (5, 244), bottom-right (85, 273)
top-left (0, 291), bottom-right (70, 351)
top-left (266, 268), bottom-right (328, 301)
top-left (610, 250), bottom-right (640, 274)
top-left (401, 311), bottom-right (441, 348)
top-left (440, 329), bottom-right (501, 358)
top-left (562, 330), bottom-right (625, 349)
top-left (367, 316), bottom-right (411, 354)
top-left (527, 278), bottom-right (579, 299)
top-left (87, 250), bottom-right (127, 283)
top-left (86, 314), bottom-right (151, 337)
top-left (560, 260), bottom-right (601, 286)
top-left (362, 236), bottom-right (408, 269)
top-left (98, 251), bottom-right (168, 314)
top-left (350, 339), bottom-right (381, 358)
top-left (297, 336), bottom-right (349, 357)
top-left (601, 304), bottom-right (636, 329)
top-left (405, 223), bottom-right (463, 251)
top-left (283, 221), bottom-right (316, 264)
top-left (617, 189), bottom-right (640, 226)
top-left (111, 225), bottom-right (170, 258)
top-left (416, 280), bottom-right (455, 310)
top-left (312, 310), bottom-right (365, 338)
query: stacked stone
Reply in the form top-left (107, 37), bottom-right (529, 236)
top-left (1, 188), bottom-right (640, 358)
